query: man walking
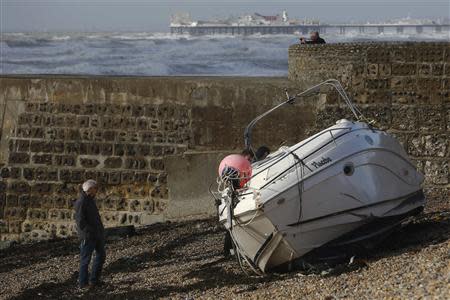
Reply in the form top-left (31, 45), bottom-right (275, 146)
top-left (74, 179), bottom-right (106, 288)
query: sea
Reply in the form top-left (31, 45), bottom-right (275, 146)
top-left (1, 31), bottom-right (449, 76)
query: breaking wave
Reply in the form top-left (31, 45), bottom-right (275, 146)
top-left (1, 31), bottom-right (449, 76)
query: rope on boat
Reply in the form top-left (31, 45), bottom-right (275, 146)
top-left (212, 157), bottom-right (306, 276)
top-left (232, 232), bottom-right (265, 277)
top-left (212, 172), bottom-right (265, 276)
top-left (235, 210), bottom-right (259, 227)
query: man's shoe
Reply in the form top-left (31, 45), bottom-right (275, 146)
top-left (79, 284), bottom-right (89, 291)
top-left (89, 281), bottom-right (105, 288)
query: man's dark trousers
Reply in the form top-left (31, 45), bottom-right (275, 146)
top-left (79, 238), bottom-right (106, 286)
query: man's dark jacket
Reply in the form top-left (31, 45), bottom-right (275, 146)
top-left (74, 192), bottom-right (104, 241)
top-left (306, 37), bottom-right (326, 44)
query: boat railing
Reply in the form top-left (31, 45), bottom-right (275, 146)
top-left (250, 125), bottom-right (353, 180)
top-left (244, 79), bottom-right (366, 153)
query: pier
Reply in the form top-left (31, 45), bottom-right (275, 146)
top-left (170, 24), bottom-right (450, 35)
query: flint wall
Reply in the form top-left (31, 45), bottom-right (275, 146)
top-left (0, 76), bottom-right (315, 242)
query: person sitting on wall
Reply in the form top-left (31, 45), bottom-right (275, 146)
top-left (299, 31), bottom-right (326, 44)
top-left (74, 180), bottom-right (106, 289)
top-left (253, 146), bottom-right (271, 162)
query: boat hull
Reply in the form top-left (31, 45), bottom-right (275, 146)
top-left (218, 121), bottom-right (426, 272)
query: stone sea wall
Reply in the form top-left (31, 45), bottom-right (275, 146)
top-left (0, 77), bottom-right (314, 242)
top-left (0, 42), bottom-right (449, 243)
top-left (289, 42), bottom-right (449, 211)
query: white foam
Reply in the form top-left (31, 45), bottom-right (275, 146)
top-left (1, 31), bottom-right (449, 76)
top-left (50, 35), bottom-right (71, 41)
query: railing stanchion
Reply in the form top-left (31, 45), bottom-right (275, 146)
top-left (330, 130), bottom-right (337, 147)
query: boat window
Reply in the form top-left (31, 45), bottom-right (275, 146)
top-left (343, 163), bottom-right (354, 176)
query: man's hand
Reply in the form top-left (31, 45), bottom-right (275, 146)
top-left (299, 37), bottom-right (306, 44)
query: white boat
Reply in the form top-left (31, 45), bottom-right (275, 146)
top-left (214, 79), bottom-right (425, 273)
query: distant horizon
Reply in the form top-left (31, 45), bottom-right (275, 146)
top-left (2, 15), bottom-right (449, 34)
top-left (2, 0), bottom-right (449, 33)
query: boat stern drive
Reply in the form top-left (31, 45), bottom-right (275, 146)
top-left (212, 80), bottom-right (426, 274)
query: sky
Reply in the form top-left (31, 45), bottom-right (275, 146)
top-left (1, 0), bottom-right (449, 32)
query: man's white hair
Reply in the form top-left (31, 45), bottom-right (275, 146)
top-left (82, 179), bottom-right (97, 192)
